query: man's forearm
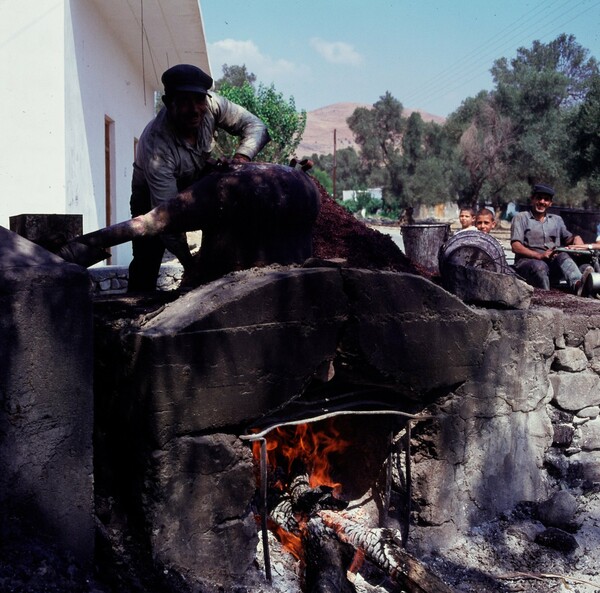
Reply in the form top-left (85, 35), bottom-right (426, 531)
top-left (512, 241), bottom-right (543, 259)
top-left (566, 235), bottom-right (584, 246)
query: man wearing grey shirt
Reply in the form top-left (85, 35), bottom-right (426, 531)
top-left (128, 63), bottom-right (271, 291)
top-left (511, 183), bottom-right (589, 294)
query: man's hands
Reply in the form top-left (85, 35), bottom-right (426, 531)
top-left (232, 153), bottom-right (251, 163)
top-left (512, 240), bottom-right (554, 261)
top-left (540, 247), bottom-right (556, 260)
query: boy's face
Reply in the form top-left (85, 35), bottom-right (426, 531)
top-left (476, 214), bottom-right (496, 234)
top-left (459, 211), bottom-right (474, 229)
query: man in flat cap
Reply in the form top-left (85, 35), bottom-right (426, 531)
top-left (510, 183), bottom-right (590, 294)
top-left (128, 63), bottom-right (271, 291)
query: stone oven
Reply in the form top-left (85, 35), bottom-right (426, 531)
top-left (92, 264), bottom-right (600, 593)
top-left (93, 265), bottom-right (493, 591)
top-left (3, 216), bottom-right (600, 592)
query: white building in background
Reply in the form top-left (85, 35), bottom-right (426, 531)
top-left (0, 0), bottom-right (210, 265)
top-left (342, 188), bottom-right (383, 202)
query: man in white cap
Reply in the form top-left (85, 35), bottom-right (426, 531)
top-left (128, 64), bottom-right (271, 291)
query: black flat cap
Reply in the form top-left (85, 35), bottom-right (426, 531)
top-left (532, 183), bottom-right (555, 197)
top-left (162, 64), bottom-right (213, 95)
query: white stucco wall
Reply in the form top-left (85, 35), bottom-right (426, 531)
top-left (0, 0), bottom-right (66, 225)
top-left (0, 0), bottom-right (155, 264)
top-left (1, 0), bottom-right (207, 266)
top-left (66, 0), bottom-right (158, 264)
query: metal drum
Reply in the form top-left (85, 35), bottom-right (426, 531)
top-left (438, 230), bottom-right (513, 277)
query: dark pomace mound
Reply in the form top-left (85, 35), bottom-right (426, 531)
top-left (310, 179), bottom-right (418, 274)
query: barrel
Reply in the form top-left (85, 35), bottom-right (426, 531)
top-left (438, 230), bottom-right (513, 277)
top-left (400, 223), bottom-right (450, 273)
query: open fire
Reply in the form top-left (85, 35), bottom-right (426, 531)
top-left (244, 415), bottom-right (456, 593)
top-left (255, 421), bottom-right (351, 493)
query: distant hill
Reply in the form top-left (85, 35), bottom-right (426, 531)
top-left (297, 102), bottom-right (446, 158)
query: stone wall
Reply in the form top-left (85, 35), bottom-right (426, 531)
top-left (89, 263), bottom-right (183, 295)
top-left (0, 227), bottom-right (94, 565)
top-left (409, 306), bottom-right (600, 555)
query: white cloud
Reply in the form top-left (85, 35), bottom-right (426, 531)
top-left (309, 38), bottom-right (364, 66)
top-left (208, 39), bottom-right (309, 82)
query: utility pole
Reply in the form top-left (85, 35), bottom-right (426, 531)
top-left (333, 128), bottom-right (337, 200)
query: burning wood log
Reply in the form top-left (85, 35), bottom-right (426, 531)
top-left (269, 495), bottom-right (300, 534)
top-left (304, 517), bottom-right (356, 593)
top-left (290, 473), bottom-right (348, 514)
top-left (319, 510), bottom-right (457, 593)
top-left (268, 473), bottom-right (349, 540)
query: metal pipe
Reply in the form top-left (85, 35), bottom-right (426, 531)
top-left (259, 438), bottom-right (272, 582)
top-left (402, 420), bottom-right (412, 547)
top-left (383, 429), bottom-right (393, 523)
top-left (241, 409), bottom-right (432, 442)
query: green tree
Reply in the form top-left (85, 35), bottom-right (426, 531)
top-left (406, 157), bottom-right (452, 206)
top-left (490, 34), bottom-right (598, 191)
top-left (570, 73), bottom-right (600, 201)
top-left (346, 93), bottom-right (466, 211)
top-left (457, 100), bottom-right (514, 209)
top-left (214, 80), bottom-right (306, 164)
top-left (492, 34), bottom-right (598, 110)
top-left (399, 113), bottom-right (462, 207)
top-left (402, 112), bottom-right (424, 175)
top-left (347, 92), bottom-right (405, 207)
top-left (308, 147), bottom-right (368, 201)
top-left (215, 64), bottom-right (256, 90)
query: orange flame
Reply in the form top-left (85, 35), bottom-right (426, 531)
top-left (255, 420), bottom-right (351, 493)
top-left (269, 520), bottom-right (305, 561)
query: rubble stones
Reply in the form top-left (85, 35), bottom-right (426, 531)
top-left (544, 449), bottom-right (571, 480)
top-left (553, 422), bottom-right (575, 447)
top-left (568, 451), bottom-right (600, 482)
top-left (579, 416), bottom-right (600, 450)
top-left (584, 327), bottom-right (600, 359)
top-left (535, 491), bottom-right (580, 531)
top-left (535, 527), bottom-right (579, 553)
top-left (577, 406), bottom-right (600, 418)
top-left (552, 347), bottom-right (589, 372)
top-left (550, 371), bottom-right (600, 411)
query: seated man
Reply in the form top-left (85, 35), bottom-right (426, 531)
top-left (510, 183), bottom-right (586, 293)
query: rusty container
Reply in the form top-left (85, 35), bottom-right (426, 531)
top-left (400, 222), bottom-right (450, 273)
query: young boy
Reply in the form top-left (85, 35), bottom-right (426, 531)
top-left (475, 208), bottom-right (496, 234)
top-left (457, 207), bottom-right (476, 231)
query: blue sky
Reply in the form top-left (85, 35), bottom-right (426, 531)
top-left (201, 0), bottom-right (600, 118)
